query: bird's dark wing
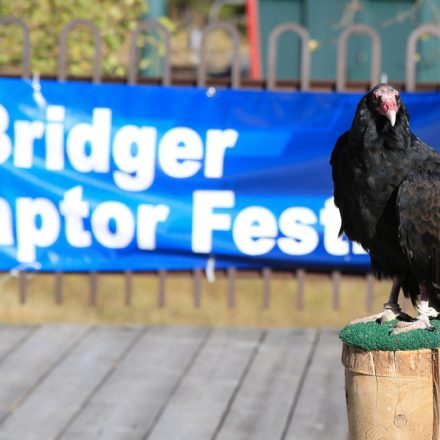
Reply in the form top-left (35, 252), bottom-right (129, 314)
top-left (397, 171), bottom-right (440, 284)
top-left (330, 131), bottom-right (349, 231)
top-left (330, 133), bottom-right (343, 207)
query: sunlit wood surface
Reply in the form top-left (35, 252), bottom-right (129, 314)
top-left (0, 325), bottom-right (347, 440)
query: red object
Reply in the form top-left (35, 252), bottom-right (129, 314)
top-left (246, 0), bottom-right (262, 80)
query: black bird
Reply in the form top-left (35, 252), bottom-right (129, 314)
top-left (331, 83), bottom-right (440, 334)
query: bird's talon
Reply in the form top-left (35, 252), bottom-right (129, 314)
top-left (391, 317), bottom-right (434, 335)
top-left (349, 308), bottom-right (413, 326)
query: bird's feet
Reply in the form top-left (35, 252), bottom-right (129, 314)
top-left (349, 302), bottom-right (412, 326)
top-left (415, 302), bottom-right (439, 318)
top-left (391, 314), bottom-right (436, 335)
top-left (390, 301), bottom-right (439, 335)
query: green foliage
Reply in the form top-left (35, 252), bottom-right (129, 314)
top-left (171, 0), bottom-right (212, 16)
top-left (0, 0), bottom-right (148, 77)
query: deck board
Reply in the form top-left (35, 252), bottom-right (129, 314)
top-left (0, 325), bottom-right (35, 363)
top-left (0, 325), bottom-right (346, 440)
top-left (0, 326), bottom-right (142, 440)
top-left (60, 326), bottom-right (210, 440)
top-left (147, 328), bottom-right (263, 440)
top-left (284, 330), bottom-right (348, 440)
top-left (0, 324), bottom-right (90, 425)
top-left (215, 328), bottom-right (318, 440)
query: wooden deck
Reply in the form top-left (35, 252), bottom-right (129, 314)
top-left (0, 325), bottom-right (347, 440)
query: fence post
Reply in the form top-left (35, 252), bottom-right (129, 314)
top-left (54, 271), bottom-right (63, 305)
top-left (262, 267), bottom-right (271, 309)
top-left (331, 270), bottom-right (341, 310)
top-left (89, 271), bottom-right (98, 306)
top-left (124, 270), bottom-right (132, 306)
top-left (295, 269), bottom-right (305, 310)
top-left (227, 268), bottom-right (236, 309)
top-left (158, 269), bottom-right (166, 307)
top-left (366, 273), bottom-right (374, 312)
top-left (193, 268), bottom-right (202, 308)
top-left (19, 271), bottom-right (27, 304)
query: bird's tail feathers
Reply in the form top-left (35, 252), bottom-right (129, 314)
top-left (430, 248), bottom-right (440, 310)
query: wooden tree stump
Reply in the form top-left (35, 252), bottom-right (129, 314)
top-left (342, 343), bottom-right (440, 440)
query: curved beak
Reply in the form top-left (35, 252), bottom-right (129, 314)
top-left (385, 110), bottom-right (396, 127)
top-left (374, 84), bottom-right (399, 126)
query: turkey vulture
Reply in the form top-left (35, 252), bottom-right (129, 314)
top-left (331, 83), bottom-right (440, 334)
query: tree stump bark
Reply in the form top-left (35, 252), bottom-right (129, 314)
top-left (342, 343), bottom-right (440, 440)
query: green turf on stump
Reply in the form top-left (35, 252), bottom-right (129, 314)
top-left (339, 319), bottom-right (440, 351)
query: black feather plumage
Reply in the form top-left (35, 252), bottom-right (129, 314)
top-left (331, 85), bottom-right (440, 309)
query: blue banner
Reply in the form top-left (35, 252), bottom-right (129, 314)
top-left (1, 78), bottom-right (439, 272)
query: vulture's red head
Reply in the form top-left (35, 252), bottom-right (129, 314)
top-left (369, 84), bottom-right (400, 127)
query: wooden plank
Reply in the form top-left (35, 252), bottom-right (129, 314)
top-left (147, 328), bottom-right (263, 440)
top-left (0, 324), bottom-right (90, 424)
top-left (216, 328), bottom-right (317, 440)
top-left (0, 326), bottom-right (142, 440)
top-left (0, 326), bottom-right (35, 363)
top-left (284, 330), bottom-right (348, 440)
top-left (59, 326), bottom-right (209, 440)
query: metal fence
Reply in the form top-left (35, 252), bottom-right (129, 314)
top-left (2, 17), bottom-right (440, 90)
top-left (1, 16), bottom-right (435, 310)
top-left (12, 268), bottom-right (385, 313)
